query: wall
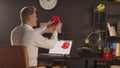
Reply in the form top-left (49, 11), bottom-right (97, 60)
top-left (0, 0), bottom-right (94, 68)
top-left (0, 0), bottom-right (94, 45)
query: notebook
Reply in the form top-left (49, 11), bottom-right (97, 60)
top-left (49, 40), bottom-right (73, 56)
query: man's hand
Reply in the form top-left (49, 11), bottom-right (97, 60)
top-left (53, 22), bottom-right (62, 32)
top-left (47, 20), bottom-right (62, 32)
top-left (46, 20), bottom-right (55, 28)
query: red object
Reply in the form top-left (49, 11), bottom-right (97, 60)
top-left (111, 48), bottom-right (116, 58)
top-left (61, 42), bottom-right (70, 49)
top-left (51, 16), bottom-right (60, 25)
top-left (102, 53), bottom-right (112, 59)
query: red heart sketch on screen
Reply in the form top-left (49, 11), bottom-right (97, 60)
top-left (61, 42), bottom-right (70, 49)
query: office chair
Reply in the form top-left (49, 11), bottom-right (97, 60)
top-left (0, 45), bottom-right (29, 68)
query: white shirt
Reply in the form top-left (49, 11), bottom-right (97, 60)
top-left (11, 24), bottom-right (58, 67)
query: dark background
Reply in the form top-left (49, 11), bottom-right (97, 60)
top-left (0, 0), bottom-right (96, 68)
top-left (0, 0), bottom-right (94, 45)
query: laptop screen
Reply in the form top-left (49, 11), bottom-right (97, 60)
top-left (49, 40), bottom-right (72, 55)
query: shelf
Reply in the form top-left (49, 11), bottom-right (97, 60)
top-left (96, 22), bottom-right (106, 24)
top-left (96, 1), bottom-right (120, 4)
top-left (107, 36), bottom-right (120, 42)
top-left (107, 14), bottom-right (120, 16)
top-left (94, 1), bottom-right (120, 44)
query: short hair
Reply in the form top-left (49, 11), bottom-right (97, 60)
top-left (20, 6), bottom-right (36, 24)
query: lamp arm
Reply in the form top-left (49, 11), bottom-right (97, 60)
top-left (87, 32), bottom-right (96, 39)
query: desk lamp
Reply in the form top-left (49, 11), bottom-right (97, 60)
top-left (85, 29), bottom-right (105, 56)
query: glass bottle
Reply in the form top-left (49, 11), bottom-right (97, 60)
top-left (96, 33), bottom-right (104, 56)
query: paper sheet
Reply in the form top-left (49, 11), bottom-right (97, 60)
top-left (107, 23), bottom-right (117, 36)
top-left (49, 40), bottom-right (72, 55)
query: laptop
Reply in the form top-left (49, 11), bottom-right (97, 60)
top-left (48, 40), bottom-right (73, 56)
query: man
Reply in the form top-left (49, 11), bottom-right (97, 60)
top-left (10, 6), bottom-right (62, 68)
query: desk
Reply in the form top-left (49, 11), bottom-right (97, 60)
top-left (38, 53), bottom-right (113, 68)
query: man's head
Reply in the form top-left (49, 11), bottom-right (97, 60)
top-left (20, 6), bottom-right (37, 27)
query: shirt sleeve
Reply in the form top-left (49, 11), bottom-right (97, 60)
top-left (34, 26), bottom-right (47, 34)
top-left (30, 30), bottom-right (58, 49)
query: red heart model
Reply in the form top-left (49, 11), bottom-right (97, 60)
top-left (51, 16), bottom-right (60, 25)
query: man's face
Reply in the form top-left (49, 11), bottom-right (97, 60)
top-left (28, 12), bottom-right (38, 26)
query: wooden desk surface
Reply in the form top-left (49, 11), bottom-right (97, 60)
top-left (38, 53), bottom-right (120, 68)
top-left (38, 53), bottom-right (113, 61)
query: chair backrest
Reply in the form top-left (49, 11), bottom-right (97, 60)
top-left (0, 45), bottom-right (29, 68)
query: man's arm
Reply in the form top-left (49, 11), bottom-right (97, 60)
top-left (31, 31), bottom-right (58, 49)
top-left (34, 21), bottom-right (55, 34)
top-left (31, 22), bottom-right (62, 49)
top-left (34, 26), bottom-right (47, 34)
